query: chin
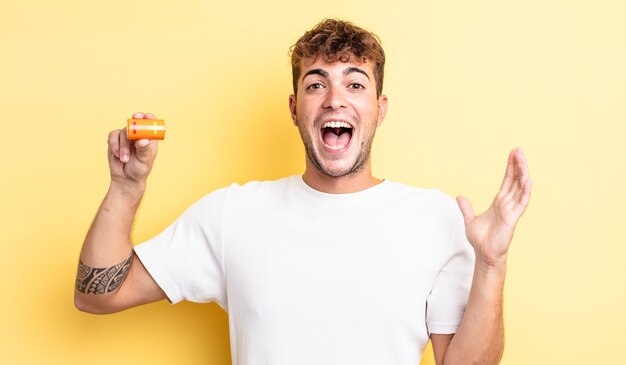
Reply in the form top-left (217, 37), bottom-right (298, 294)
top-left (314, 154), bottom-right (368, 178)
top-left (301, 129), bottom-right (371, 178)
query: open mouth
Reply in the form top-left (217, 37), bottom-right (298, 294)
top-left (321, 121), bottom-right (353, 151)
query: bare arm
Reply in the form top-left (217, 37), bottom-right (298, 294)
top-left (432, 147), bottom-right (533, 364)
top-left (432, 263), bottom-right (506, 364)
top-left (74, 112), bottom-right (166, 314)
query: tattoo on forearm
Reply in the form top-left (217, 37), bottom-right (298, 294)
top-left (76, 254), bottom-right (133, 294)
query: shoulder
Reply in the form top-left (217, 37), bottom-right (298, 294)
top-left (192, 176), bottom-right (296, 209)
top-left (382, 181), bottom-right (464, 234)
top-left (168, 178), bottom-right (293, 227)
top-left (383, 180), bottom-right (458, 212)
top-left (194, 176), bottom-right (291, 202)
top-left (231, 176), bottom-right (293, 192)
top-left (386, 181), bottom-right (471, 259)
top-left (224, 176), bottom-right (294, 200)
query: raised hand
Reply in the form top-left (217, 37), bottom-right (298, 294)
top-left (107, 112), bottom-right (159, 190)
top-left (456, 147), bottom-right (533, 267)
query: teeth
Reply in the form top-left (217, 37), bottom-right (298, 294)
top-left (322, 121), bottom-right (352, 129)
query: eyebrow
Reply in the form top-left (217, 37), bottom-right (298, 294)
top-left (302, 68), bottom-right (329, 80)
top-left (302, 67), bottom-right (371, 81)
top-left (344, 67), bottom-right (370, 80)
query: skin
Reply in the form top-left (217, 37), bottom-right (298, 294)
top-left (439, 147), bottom-right (532, 364)
top-left (289, 57), bottom-right (388, 194)
top-left (76, 55), bottom-right (532, 365)
top-left (289, 57), bottom-right (533, 364)
top-left (74, 112), bottom-right (166, 314)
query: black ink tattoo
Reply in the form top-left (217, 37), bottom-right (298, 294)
top-left (76, 254), bottom-right (133, 294)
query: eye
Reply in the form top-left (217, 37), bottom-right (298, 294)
top-left (349, 83), bottom-right (365, 90)
top-left (306, 82), bottom-right (324, 90)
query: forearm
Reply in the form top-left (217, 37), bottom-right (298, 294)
top-left (443, 261), bottom-right (506, 365)
top-left (75, 183), bottom-right (144, 311)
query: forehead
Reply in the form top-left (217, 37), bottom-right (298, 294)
top-left (299, 56), bottom-right (374, 80)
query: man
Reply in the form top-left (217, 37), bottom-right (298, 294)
top-left (75, 19), bottom-right (532, 364)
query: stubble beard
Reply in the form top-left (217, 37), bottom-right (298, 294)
top-left (297, 115), bottom-right (377, 178)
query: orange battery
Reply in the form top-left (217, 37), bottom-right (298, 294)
top-left (127, 119), bottom-right (166, 140)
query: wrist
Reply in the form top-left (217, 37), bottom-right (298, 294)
top-left (475, 256), bottom-right (507, 276)
top-left (108, 180), bottom-right (146, 205)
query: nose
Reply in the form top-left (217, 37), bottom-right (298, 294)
top-left (322, 85), bottom-right (347, 110)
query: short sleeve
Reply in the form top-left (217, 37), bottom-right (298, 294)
top-left (425, 198), bottom-right (475, 335)
top-left (134, 186), bottom-right (231, 309)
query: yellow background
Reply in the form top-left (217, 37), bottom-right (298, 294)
top-left (1, 1), bottom-right (625, 364)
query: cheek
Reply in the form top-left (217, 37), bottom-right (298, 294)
top-left (296, 104), bottom-right (318, 124)
top-left (352, 95), bottom-right (378, 112)
top-left (355, 104), bottom-right (379, 121)
top-left (295, 102), bottom-right (312, 119)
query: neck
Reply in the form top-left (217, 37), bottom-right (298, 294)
top-left (302, 159), bottom-right (382, 194)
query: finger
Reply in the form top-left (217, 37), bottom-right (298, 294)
top-left (132, 112), bottom-right (144, 119)
top-left (514, 178), bottom-right (533, 216)
top-left (505, 169), bottom-right (524, 201)
top-left (119, 127), bottom-right (131, 163)
top-left (134, 139), bottom-right (158, 164)
top-left (507, 178), bottom-right (528, 204)
top-left (510, 149), bottom-right (530, 201)
top-left (515, 148), bottom-right (529, 180)
top-left (498, 148), bottom-right (518, 198)
top-left (456, 196), bottom-right (476, 227)
top-left (144, 112), bottom-right (157, 119)
top-left (108, 129), bottom-right (121, 159)
top-left (501, 175), bottom-right (528, 215)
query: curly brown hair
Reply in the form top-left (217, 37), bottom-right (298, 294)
top-left (290, 19), bottom-right (386, 97)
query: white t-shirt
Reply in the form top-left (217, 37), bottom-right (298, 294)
top-left (134, 175), bottom-right (474, 364)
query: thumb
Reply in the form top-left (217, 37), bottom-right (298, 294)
top-left (456, 195), bottom-right (475, 226)
top-left (134, 139), bottom-right (157, 163)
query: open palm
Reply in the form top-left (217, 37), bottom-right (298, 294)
top-left (456, 148), bottom-right (533, 265)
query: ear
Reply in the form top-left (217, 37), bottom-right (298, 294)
top-left (376, 95), bottom-right (388, 127)
top-left (289, 94), bottom-right (298, 126)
